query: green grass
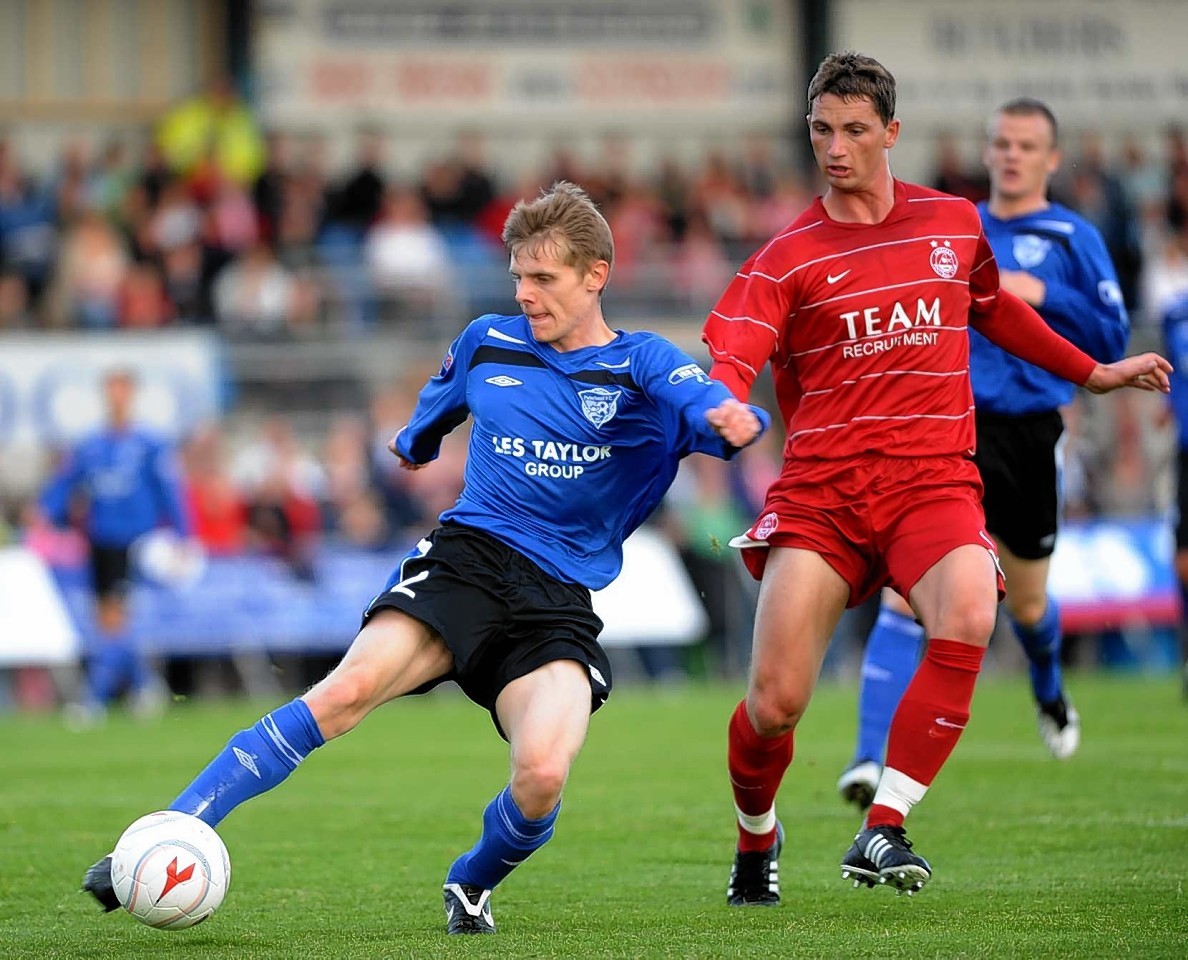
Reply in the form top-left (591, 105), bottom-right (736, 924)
top-left (1, 675), bottom-right (1186, 958)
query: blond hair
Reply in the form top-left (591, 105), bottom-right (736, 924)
top-left (501, 181), bottom-right (614, 276)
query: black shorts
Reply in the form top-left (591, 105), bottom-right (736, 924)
top-left (363, 522), bottom-right (612, 735)
top-left (90, 543), bottom-right (131, 599)
top-left (972, 409), bottom-right (1064, 560)
top-left (1175, 450), bottom-right (1188, 550)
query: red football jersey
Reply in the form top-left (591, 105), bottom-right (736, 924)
top-left (704, 180), bottom-right (1001, 460)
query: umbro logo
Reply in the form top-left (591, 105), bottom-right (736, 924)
top-left (826, 269), bottom-right (851, 284)
top-left (485, 375), bottom-right (523, 387)
top-left (233, 747), bottom-right (261, 778)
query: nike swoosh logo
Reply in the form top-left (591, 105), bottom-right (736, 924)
top-left (595, 358), bottom-right (631, 369)
top-left (826, 269), bottom-right (851, 284)
top-left (933, 717), bottom-right (965, 730)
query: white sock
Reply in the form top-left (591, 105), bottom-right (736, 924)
top-left (870, 767), bottom-right (928, 820)
top-left (735, 803), bottom-right (777, 835)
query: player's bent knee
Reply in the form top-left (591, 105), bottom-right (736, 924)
top-left (1007, 595), bottom-right (1047, 629)
top-left (747, 693), bottom-right (805, 738)
top-left (510, 758), bottom-right (569, 816)
top-left (941, 603), bottom-right (998, 646)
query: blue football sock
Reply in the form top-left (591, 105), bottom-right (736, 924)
top-left (447, 785), bottom-right (559, 891)
top-left (170, 698), bottom-right (325, 828)
top-left (87, 639), bottom-right (137, 705)
top-left (1009, 595), bottom-right (1063, 705)
top-left (854, 606), bottom-right (924, 765)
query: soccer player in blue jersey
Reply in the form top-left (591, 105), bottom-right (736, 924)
top-left (81, 181), bottom-right (769, 933)
top-left (1161, 290), bottom-right (1188, 701)
top-left (39, 368), bottom-right (193, 721)
top-left (836, 98), bottom-right (1130, 809)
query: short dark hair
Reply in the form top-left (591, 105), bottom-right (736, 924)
top-left (994, 97), bottom-right (1059, 146)
top-left (807, 51), bottom-right (896, 126)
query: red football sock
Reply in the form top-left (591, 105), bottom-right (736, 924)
top-left (867, 638), bottom-right (985, 829)
top-left (727, 700), bottom-right (794, 851)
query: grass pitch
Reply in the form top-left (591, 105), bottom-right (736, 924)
top-left (1, 674), bottom-right (1185, 958)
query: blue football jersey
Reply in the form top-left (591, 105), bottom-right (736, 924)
top-left (393, 313), bottom-right (770, 589)
top-left (1163, 292), bottom-right (1188, 449)
top-left (971, 202), bottom-right (1129, 415)
top-left (39, 427), bottom-right (192, 548)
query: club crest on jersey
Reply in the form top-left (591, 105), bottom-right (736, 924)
top-left (578, 387), bottom-right (622, 428)
top-left (1012, 234), bottom-right (1051, 269)
top-left (929, 240), bottom-right (959, 279)
top-left (754, 512), bottom-right (779, 540)
top-left (440, 350), bottom-right (454, 374)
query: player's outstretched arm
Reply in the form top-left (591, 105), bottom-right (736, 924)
top-left (1083, 353), bottom-right (1173, 395)
top-left (705, 398), bottom-right (763, 448)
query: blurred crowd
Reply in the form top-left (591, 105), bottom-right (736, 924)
top-left (3, 84), bottom-right (1187, 339)
top-left (1, 86), bottom-right (1185, 683)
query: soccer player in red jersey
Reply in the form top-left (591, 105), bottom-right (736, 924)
top-left (706, 52), bottom-right (1171, 902)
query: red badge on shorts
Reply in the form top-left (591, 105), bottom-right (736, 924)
top-left (754, 512), bottom-right (779, 540)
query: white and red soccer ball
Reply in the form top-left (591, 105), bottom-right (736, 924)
top-left (110, 811), bottom-right (231, 929)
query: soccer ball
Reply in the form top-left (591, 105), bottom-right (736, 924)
top-left (110, 811), bottom-right (231, 929)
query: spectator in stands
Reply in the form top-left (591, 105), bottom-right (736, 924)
top-left (117, 262), bottom-right (174, 328)
top-left (0, 144), bottom-right (57, 305)
top-left (421, 131), bottom-right (497, 231)
top-left (929, 131), bottom-right (989, 203)
top-left (252, 130), bottom-right (291, 246)
top-left (364, 187), bottom-right (451, 328)
top-left (204, 174), bottom-right (260, 259)
top-left (273, 135), bottom-right (330, 262)
top-left (232, 417), bottom-right (324, 577)
top-left (672, 209), bottom-right (733, 309)
top-left (0, 272), bottom-right (32, 328)
top-left (47, 210), bottom-right (130, 328)
top-left (213, 241), bottom-right (299, 339)
top-left (1141, 227), bottom-right (1188, 321)
top-left (156, 76), bottom-right (266, 188)
top-left (1063, 132), bottom-right (1144, 309)
top-left (37, 368), bottom-right (194, 722)
top-left (242, 470), bottom-right (321, 579)
top-left (182, 423), bottom-right (246, 557)
top-left (317, 131), bottom-right (386, 332)
top-left (1118, 135), bottom-right (1167, 227)
top-left (326, 129), bottom-right (387, 235)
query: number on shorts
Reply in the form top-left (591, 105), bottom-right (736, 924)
top-left (388, 537), bottom-right (433, 598)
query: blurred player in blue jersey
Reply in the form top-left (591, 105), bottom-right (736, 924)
top-left (836, 98), bottom-right (1130, 809)
top-left (81, 181), bottom-right (769, 933)
top-left (1161, 290), bottom-right (1188, 701)
top-left (39, 368), bottom-right (193, 721)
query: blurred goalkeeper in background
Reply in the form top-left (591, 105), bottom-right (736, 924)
top-left (38, 368), bottom-right (193, 722)
top-left (836, 98), bottom-right (1131, 812)
top-left (82, 181), bottom-right (769, 934)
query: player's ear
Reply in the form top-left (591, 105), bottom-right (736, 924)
top-left (586, 259), bottom-right (610, 293)
top-left (884, 118), bottom-right (901, 149)
top-left (1047, 147), bottom-right (1061, 177)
